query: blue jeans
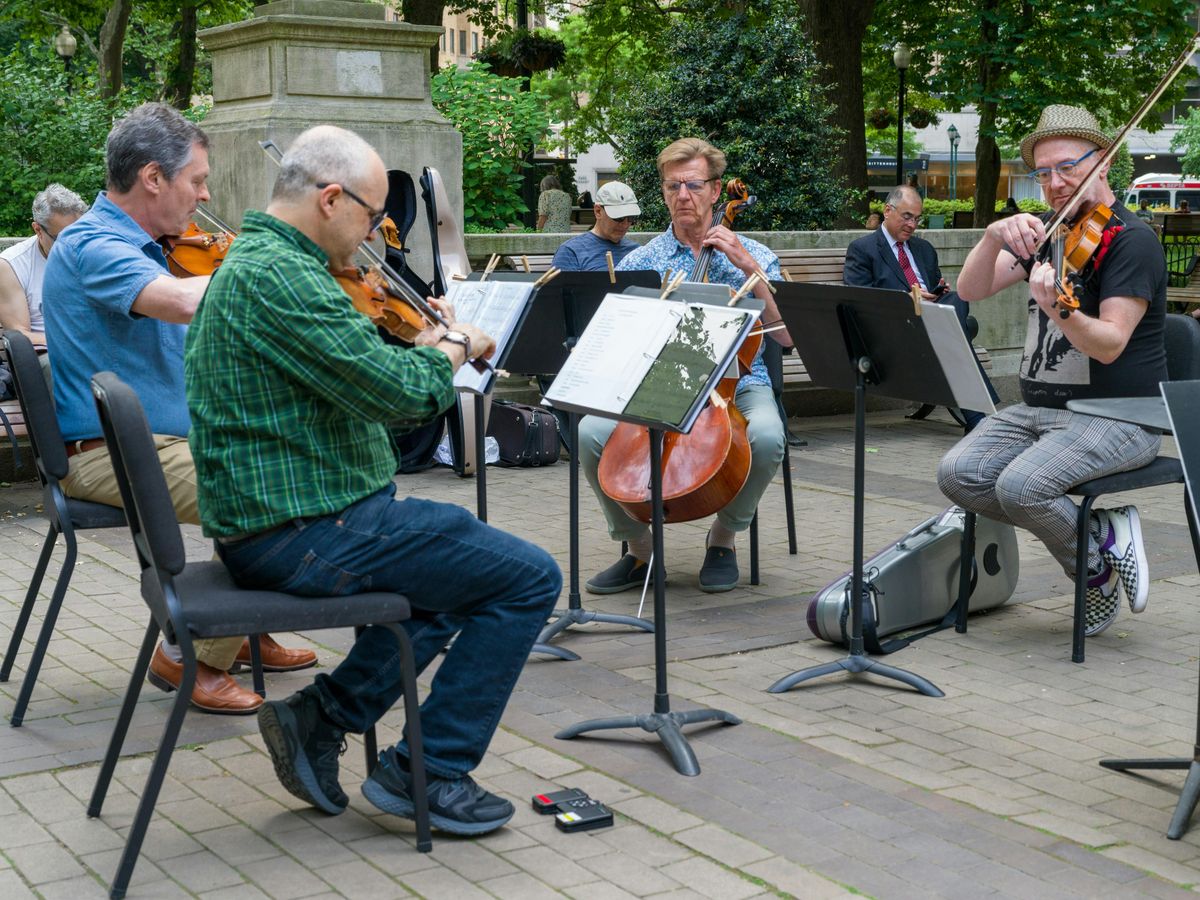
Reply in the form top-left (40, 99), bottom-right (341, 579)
top-left (217, 484), bottom-right (562, 778)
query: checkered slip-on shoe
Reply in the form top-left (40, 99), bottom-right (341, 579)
top-left (1084, 567), bottom-right (1121, 637)
top-left (1101, 505), bottom-right (1149, 613)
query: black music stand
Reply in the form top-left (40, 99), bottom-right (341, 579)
top-left (766, 282), bottom-right (996, 697)
top-left (550, 290), bottom-right (757, 775)
top-left (503, 271), bottom-right (661, 652)
top-left (1084, 383), bottom-right (1200, 839)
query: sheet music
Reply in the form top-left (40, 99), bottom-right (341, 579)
top-left (920, 301), bottom-right (997, 414)
top-left (446, 279), bottom-right (536, 394)
top-left (544, 293), bottom-right (758, 429)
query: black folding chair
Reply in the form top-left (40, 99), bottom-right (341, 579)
top-left (84, 372), bottom-right (431, 899)
top-left (1067, 314), bottom-right (1200, 662)
top-left (748, 338), bottom-right (798, 584)
top-left (0, 332), bottom-right (125, 726)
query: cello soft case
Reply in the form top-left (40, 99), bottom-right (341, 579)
top-left (807, 507), bottom-right (1020, 651)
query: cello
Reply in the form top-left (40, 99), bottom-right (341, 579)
top-left (597, 179), bottom-right (763, 523)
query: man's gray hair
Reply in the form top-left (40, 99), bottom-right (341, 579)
top-left (885, 184), bottom-right (922, 208)
top-left (32, 183), bottom-right (88, 226)
top-left (106, 102), bottom-right (209, 193)
top-left (271, 126), bottom-right (379, 203)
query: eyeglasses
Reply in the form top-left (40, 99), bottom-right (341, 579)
top-left (887, 207), bottom-right (920, 224)
top-left (35, 223), bottom-right (60, 243)
top-left (316, 182), bottom-right (387, 232)
top-left (663, 178), bottom-right (717, 195)
top-left (1028, 149), bottom-right (1097, 185)
top-left (602, 210), bottom-right (638, 224)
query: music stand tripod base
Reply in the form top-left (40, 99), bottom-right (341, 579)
top-left (538, 414), bottom-right (655, 649)
top-left (1099, 754), bottom-right (1200, 840)
top-left (767, 651), bottom-right (944, 697)
top-left (554, 429), bottom-right (740, 776)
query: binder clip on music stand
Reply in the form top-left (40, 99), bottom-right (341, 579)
top-left (545, 291), bottom-right (758, 774)
top-left (766, 282), bottom-right (996, 698)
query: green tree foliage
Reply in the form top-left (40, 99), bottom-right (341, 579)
top-left (1108, 143), bottom-right (1134, 197)
top-left (864, 0), bottom-right (1194, 225)
top-left (431, 64), bottom-right (553, 230)
top-left (0, 47), bottom-right (137, 232)
top-left (1170, 107), bottom-right (1200, 176)
top-left (604, 0), bottom-right (849, 231)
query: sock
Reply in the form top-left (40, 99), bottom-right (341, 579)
top-left (627, 531), bottom-right (653, 562)
top-left (707, 520), bottom-right (737, 550)
top-left (1086, 562), bottom-right (1113, 588)
top-left (160, 641), bottom-right (182, 663)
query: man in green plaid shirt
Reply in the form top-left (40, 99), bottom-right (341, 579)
top-left (185, 125), bottom-right (561, 836)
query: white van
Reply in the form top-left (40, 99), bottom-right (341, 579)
top-left (1125, 174), bottom-right (1200, 209)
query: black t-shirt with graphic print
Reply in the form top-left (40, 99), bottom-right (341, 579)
top-left (1017, 201), bottom-right (1166, 408)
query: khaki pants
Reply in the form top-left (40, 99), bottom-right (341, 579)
top-left (61, 435), bottom-right (243, 669)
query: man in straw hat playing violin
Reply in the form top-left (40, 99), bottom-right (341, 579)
top-left (937, 104), bottom-right (1167, 637)
top-left (578, 137), bottom-right (790, 594)
top-left (185, 125), bottom-right (561, 835)
top-left (43, 102), bottom-right (317, 715)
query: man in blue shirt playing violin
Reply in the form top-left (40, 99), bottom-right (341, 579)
top-left (578, 137), bottom-right (791, 594)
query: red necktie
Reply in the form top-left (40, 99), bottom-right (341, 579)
top-left (896, 241), bottom-right (920, 288)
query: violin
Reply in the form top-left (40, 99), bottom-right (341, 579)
top-left (597, 178), bottom-right (763, 524)
top-left (1031, 29), bottom-right (1200, 318)
top-left (328, 262), bottom-right (428, 344)
top-left (160, 206), bottom-right (236, 278)
top-left (258, 140), bottom-right (496, 374)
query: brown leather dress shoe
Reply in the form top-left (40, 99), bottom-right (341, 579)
top-left (235, 634), bottom-right (318, 672)
top-left (147, 644), bottom-right (263, 715)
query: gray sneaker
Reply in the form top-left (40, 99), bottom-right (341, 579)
top-left (258, 688), bottom-right (348, 815)
top-left (362, 747), bottom-right (514, 835)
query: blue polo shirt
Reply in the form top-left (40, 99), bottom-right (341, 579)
top-left (44, 192), bottom-right (190, 441)
top-left (617, 228), bottom-right (781, 388)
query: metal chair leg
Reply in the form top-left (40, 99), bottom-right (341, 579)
top-left (1073, 497), bottom-right (1097, 663)
top-left (385, 622), bottom-right (431, 853)
top-left (11, 524), bottom-right (78, 726)
top-left (1, 523), bottom-right (60, 683)
top-left (749, 511), bottom-right (760, 585)
top-left (89, 621), bottom-right (157, 818)
top-left (248, 634), bottom-right (265, 698)
top-left (782, 444), bottom-right (797, 555)
top-left (106, 652), bottom-right (196, 900)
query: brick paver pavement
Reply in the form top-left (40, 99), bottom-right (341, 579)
top-left (2, 408), bottom-right (1200, 897)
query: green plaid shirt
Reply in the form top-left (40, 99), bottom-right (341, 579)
top-left (184, 211), bottom-right (455, 537)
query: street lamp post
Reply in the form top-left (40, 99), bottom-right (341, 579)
top-left (947, 123), bottom-right (960, 200)
top-left (894, 42), bottom-right (911, 186)
top-left (54, 25), bottom-right (76, 90)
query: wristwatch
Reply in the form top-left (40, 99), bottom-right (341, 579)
top-left (439, 329), bottom-right (472, 359)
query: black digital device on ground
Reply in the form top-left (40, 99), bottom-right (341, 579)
top-left (554, 797), bottom-right (614, 832)
top-left (531, 787), bottom-right (589, 814)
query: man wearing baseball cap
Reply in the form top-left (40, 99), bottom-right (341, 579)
top-left (937, 104), bottom-right (1167, 638)
top-left (551, 181), bottom-right (642, 271)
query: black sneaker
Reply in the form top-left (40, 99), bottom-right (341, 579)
top-left (699, 546), bottom-right (739, 593)
top-left (585, 553), bottom-right (652, 595)
top-left (258, 688), bottom-right (348, 815)
top-left (362, 747), bottom-right (514, 835)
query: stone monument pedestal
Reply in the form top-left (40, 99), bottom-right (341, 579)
top-left (199, 0), bottom-right (461, 280)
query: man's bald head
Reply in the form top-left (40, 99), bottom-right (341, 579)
top-left (271, 126), bottom-right (382, 203)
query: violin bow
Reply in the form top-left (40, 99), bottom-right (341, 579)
top-left (1034, 29), bottom-right (1200, 252)
top-left (257, 140), bottom-right (497, 374)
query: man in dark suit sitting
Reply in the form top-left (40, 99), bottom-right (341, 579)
top-left (844, 184), bottom-right (997, 431)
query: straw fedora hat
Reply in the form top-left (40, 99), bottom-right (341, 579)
top-left (1019, 104), bottom-right (1111, 169)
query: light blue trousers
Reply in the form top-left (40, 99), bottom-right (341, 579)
top-left (578, 381), bottom-right (786, 543)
